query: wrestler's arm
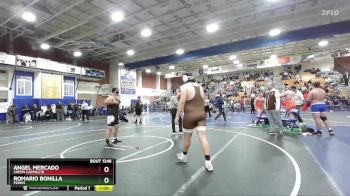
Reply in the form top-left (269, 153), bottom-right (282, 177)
top-left (175, 85), bottom-right (187, 120)
top-left (302, 91), bottom-right (313, 111)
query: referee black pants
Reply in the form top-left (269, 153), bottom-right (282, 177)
top-left (170, 108), bottom-right (183, 133)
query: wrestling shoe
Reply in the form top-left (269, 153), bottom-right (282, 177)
top-left (178, 132), bottom-right (184, 135)
top-left (172, 132), bottom-right (177, 135)
top-left (112, 138), bottom-right (122, 144)
top-left (205, 161), bottom-right (214, 172)
top-left (104, 143), bottom-right (113, 148)
top-left (328, 129), bottom-right (334, 136)
top-left (267, 131), bottom-right (277, 135)
top-left (314, 131), bottom-right (323, 135)
top-left (177, 153), bottom-right (188, 163)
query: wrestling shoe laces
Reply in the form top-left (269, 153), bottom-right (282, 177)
top-left (177, 153), bottom-right (188, 163)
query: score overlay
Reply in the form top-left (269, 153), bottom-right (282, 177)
top-left (7, 158), bottom-right (115, 191)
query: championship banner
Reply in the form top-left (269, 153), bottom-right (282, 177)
top-left (207, 66), bottom-right (222, 75)
top-left (119, 69), bottom-right (136, 95)
top-left (42, 73), bottom-right (62, 99)
top-left (16, 55), bottom-right (37, 68)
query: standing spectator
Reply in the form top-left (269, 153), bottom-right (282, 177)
top-left (51, 104), bottom-right (57, 121)
top-left (344, 71), bottom-right (349, 86)
top-left (204, 98), bottom-right (211, 118)
top-left (240, 97), bottom-right (245, 112)
top-left (214, 95), bottom-right (226, 121)
top-left (56, 102), bottom-right (64, 121)
top-left (7, 105), bottom-right (16, 124)
top-left (73, 104), bottom-right (80, 120)
top-left (134, 96), bottom-right (143, 124)
top-left (81, 101), bottom-right (89, 122)
top-left (250, 93), bottom-right (256, 114)
top-left (169, 90), bottom-right (183, 134)
top-left (32, 104), bottom-right (40, 122)
top-left (265, 83), bottom-right (284, 135)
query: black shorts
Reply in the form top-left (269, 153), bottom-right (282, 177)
top-left (107, 114), bottom-right (119, 127)
top-left (135, 110), bottom-right (142, 116)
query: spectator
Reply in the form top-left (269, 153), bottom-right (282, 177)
top-left (7, 105), bottom-right (16, 124)
top-left (344, 71), bottom-right (349, 86)
top-left (56, 102), bottom-right (64, 121)
top-left (22, 105), bottom-right (32, 123)
top-left (32, 104), bottom-right (40, 122)
top-left (81, 101), bottom-right (89, 122)
top-left (214, 95), bottom-right (226, 121)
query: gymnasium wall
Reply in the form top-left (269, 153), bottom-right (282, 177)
top-left (142, 72), bottom-right (156, 89)
top-left (334, 56), bottom-right (350, 73)
top-left (301, 57), bottom-right (334, 72)
top-left (171, 77), bottom-right (183, 90)
top-left (0, 36), bottom-right (109, 84)
top-left (160, 76), bottom-right (167, 90)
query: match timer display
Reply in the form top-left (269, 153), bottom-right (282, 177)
top-left (7, 158), bottom-right (115, 191)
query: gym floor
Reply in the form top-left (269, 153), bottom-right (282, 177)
top-left (0, 111), bottom-right (348, 196)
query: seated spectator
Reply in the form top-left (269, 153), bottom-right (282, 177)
top-left (41, 104), bottom-right (48, 121)
top-left (22, 105), bottom-right (32, 123)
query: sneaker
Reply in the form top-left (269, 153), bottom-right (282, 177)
top-left (104, 143), bottom-right (113, 148)
top-left (277, 131), bottom-right (284, 136)
top-left (112, 139), bottom-right (122, 144)
top-left (134, 121), bottom-right (138, 124)
top-left (267, 131), bottom-right (277, 135)
top-left (314, 131), bottom-right (323, 135)
top-left (205, 161), bottom-right (214, 172)
top-left (172, 132), bottom-right (177, 135)
top-left (178, 132), bottom-right (184, 135)
top-left (139, 121), bottom-right (142, 124)
top-left (177, 153), bottom-right (188, 163)
top-left (328, 129), bottom-right (334, 136)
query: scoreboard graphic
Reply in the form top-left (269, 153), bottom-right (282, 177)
top-left (7, 158), bottom-right (115, 192)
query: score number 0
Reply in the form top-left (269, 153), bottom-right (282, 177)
top-left (103, 166), bottom-right (110, 184)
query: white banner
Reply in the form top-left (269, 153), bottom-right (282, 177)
top-left (119, 69), bottom-right (136, 95)
top-left (36, 58), bottom-right (68, 73)
top-left (0, 102), bottom-right (9, 113)
top-left (207, 66), bottom-right (222, 75)
top-left (0, 53), bottom-right (15, 65)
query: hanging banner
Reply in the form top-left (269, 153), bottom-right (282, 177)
top-left (42, 73), bottom-right (62, 99)
top-left (16, 55), bottom-right (37, 68)
top-left (119, 69), bottom-right (136, 95)
top-left (207, 66), bottom-right (222, 75)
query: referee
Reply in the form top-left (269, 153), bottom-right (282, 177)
top-left (170, 89), bottom-right (183, 135)
top-left (104, 88), bottom-right (122, 147)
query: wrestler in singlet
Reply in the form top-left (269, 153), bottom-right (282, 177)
top-left (302, 81), bottom-right (334, 135)
top-left (254, 94), bottom-right (265, 110)
top-left (280, 89), bottom-right (296, 112)
top-left (183, 84), bottom-right (206, 130)
top-left (309, 88), bottom-right (328, 113)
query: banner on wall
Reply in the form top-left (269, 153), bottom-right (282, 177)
top-left (42, 73), bottom-right (62, 99)
top-left (120, 69), bottom-right (136, 95)
top-left (207, 66), bottom-right (222, 75)
top-left (0, 102), bottom-right (9, 113)
top-left (16, 55), bottom-right (36, 68)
